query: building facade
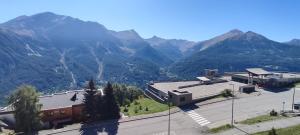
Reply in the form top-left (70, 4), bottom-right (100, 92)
top-left (0, 90), bottom-right (87, 129)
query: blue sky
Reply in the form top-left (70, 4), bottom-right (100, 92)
top-left (1, 0), bottom-right (299, 42)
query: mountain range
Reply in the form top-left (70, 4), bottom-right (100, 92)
top-left (1, 12), bottom-right (300, 105)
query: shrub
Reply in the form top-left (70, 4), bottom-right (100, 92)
top-left (221, 89), bottom-right (233, 97)
top-left (134, 106), bottom-right (139, 113)
top-left (134, 100), bottom-right (140, 105)
top-left (270, 109), bottom-right (278, 116)
top-left (139, 105), bottom-right (143, 110)
top-left (123, 107), bottom-right (128, 112)
top-left (124, 99), bottom-right (131, 106)
top-left (145, 107), bottom-right (149, 111)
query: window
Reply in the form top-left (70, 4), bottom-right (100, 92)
top-left (180, 97), bottom-right (185, 102)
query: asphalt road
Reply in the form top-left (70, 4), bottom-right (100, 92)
top-left (195, 88), bottom-right (300, 128)
top-left (40, 88), bottom-right (300, 135)
top-left (40, 112), bottom-right (206, 135)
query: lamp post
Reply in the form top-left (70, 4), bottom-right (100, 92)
top-left (282, 101), bottom-right (285, 113)
top-left (292, 84), bottom-right (296, 112)
top-left (167, 92), bottom-right (171, 135)
top-left (292, 75), bottom-right (296, 112)
top-left (230, 84), bottom-right (235, 126)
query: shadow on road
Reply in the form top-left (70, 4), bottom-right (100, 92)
top-left (80, 119), bottom-right (119, 135)
top-left (179, 103), bottom-right (199, 111)
top-left (264, 87), bottom-right (291, 93)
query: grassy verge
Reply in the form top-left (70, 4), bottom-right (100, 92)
top-left (121, 97), bottom-right (170, 116)
top-left (239, 114), bottom-right (284, 125)
top-left (209, 124), bottom-right (233, 133)
top-left (252, 124), bottom-right (300, 135)
top-left (0, 129), bottom-right (14, 135)
top-left (296, 82), bottom-right (300, 88)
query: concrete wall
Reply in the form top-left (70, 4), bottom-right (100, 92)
top-left (147, 85), bottom-right (168, 100)
top-left (168, 92), bottom-right (192, 106)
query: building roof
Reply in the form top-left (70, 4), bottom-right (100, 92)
top-left (233, 72), bottom-right (300, 80)
top-left (196, 77), bottom-right (210, 81)
top-left (39, 90), bottom-right (85, 110)
top-left (246, 68), bottom-right (271, 75)
top-left (150, 80), bottom-right (247, 100)
top-left (0, 90), bottom-right (87, 112)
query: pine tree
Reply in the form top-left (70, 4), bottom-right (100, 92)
top-left (95, 91), bottom-right (104, 120)
top-left (9, 85), bottom-right (42, 135)
top-left (83, 79), bottom-right (97, 121)
top-left (103, 82), bottom-right (120, 119)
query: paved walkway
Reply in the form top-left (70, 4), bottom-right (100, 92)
top-left (213, 116), bottom-right (300, 135)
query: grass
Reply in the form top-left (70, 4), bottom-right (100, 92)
top-left (0, 129), bottom-right (14, 135)
top-left (239, 114), bottom-right (285, 125)
top-left (209, 124), bottom-right (233, 133)
top-left (252, 124), bottom-right (300, 135)
top-left (295, 82), bottom-right (300, 88)
top-left (121, 97), bottom-right (170, 116)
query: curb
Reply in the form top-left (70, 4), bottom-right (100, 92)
top-left (196, 98), bottom-right (231, 107)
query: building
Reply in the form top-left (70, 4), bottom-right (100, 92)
top-left (239, 85), bottom-right (256, 93)
top-left (294, 102), bottom-right (300, 111)
top-left (294, 102), bottom-right (300, 110)
top-left (0, 90), bottom-right (87, 129)
top-left (229, 68), bottom-right (300, 88)
top-left (146, 76), bottom-right (247, 106)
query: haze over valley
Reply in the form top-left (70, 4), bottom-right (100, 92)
top-left (1, 12), bottom-right (300, 104)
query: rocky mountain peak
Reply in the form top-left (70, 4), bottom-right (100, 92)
top-left (286, 39), bottom-right (300, 46)
top-left (240, 31), bottom-right (268, 41)
top-left (228, 29), bottom-right (244, 35)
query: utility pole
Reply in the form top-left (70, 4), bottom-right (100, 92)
top-left (292, 85), bottom-right (296, 112)
top-left (168, 92), bottom-right (171, 135)
top-left (230, 84), bottom-right (235, 126)
top-left (292, 75), bottom-right (296, 112)
top-left (282, 101), bottom-right (285, 112)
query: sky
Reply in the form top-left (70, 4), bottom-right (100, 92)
top-left (0, 0), bottom-right (300, 42)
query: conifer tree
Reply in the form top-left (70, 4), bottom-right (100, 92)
top-left (103, 82), bottom-right (120, 119)
top-left (83, 79), bottom-right (97, 121)
top-left (95, 90), bottom-right (104, 120)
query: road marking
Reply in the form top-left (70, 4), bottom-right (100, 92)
top-left (183, 109), bottom-right (210, 126)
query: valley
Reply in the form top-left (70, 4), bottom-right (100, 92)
top-left (1, 12), bottom-right (300, 106)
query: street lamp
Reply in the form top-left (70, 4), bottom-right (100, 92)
top-left (230, 84), bottom-right (235, 126)
top-left (167, 92), bottom-right (171, 135)
top-left (282, 101), bottom-right (285, 113)
top-left (292, 75), bottom-right (296, 112)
